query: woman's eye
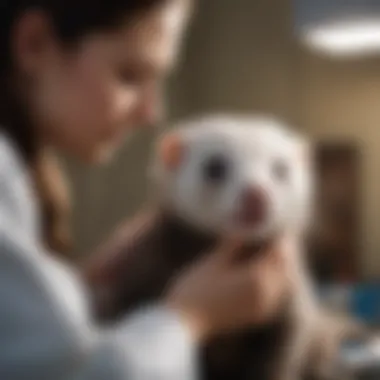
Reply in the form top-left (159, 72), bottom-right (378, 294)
top-left (117, 68), bottom-right (143, 85)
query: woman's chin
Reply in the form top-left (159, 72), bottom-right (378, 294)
top-left (91, 145), bottom-right (120, 164)
top-left (66, 133), bottom-right (132, 164)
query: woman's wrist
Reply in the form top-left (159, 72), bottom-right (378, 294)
top-left (121, 302), bottom-right (198, 344)
top-left (114, 302), bottom-right (199, 377)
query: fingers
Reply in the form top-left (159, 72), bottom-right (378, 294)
top-left (247, 264), bottom-right (288, 324)
top-left (258, 233), bottom-right (294, 270)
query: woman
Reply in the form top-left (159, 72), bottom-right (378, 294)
top-left (0, 0), bottom-right (292, 379)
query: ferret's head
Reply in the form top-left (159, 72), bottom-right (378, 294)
top-left (150, 115), bottom-right (313, 241)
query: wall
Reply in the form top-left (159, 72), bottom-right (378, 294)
top-left (297, 53), bottom-right (380, 278)
top-left (170, 0), bottom-right (300, 121)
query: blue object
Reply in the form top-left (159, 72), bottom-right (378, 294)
top-left (350, 283), bottom-right (380, 326)
top-left (318, 282), bottom-right (380, 326)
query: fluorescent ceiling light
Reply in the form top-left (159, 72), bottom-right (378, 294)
top-left (302, 20), bottom-right (380, 57)
top-left (294, 0), bottom-right (380, 57)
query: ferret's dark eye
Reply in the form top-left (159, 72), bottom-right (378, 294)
top-left (272, 160), bottom-right (289, 181)
top-left (203, 155), bottom-right (229, 183)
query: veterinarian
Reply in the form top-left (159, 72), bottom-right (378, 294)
top-left (0, 0), bottom-right (292, 379)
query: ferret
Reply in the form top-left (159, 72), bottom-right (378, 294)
top-left (86, 115), bottom-right (360, 380)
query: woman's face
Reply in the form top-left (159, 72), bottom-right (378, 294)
top-left (14, 1), bottom-right (190, 162)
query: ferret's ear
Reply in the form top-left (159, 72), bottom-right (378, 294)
top-left (156, 131), bottom-right (184, 171)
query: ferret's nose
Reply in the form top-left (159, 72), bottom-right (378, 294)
top-left (236, 186), bottom-right (268, 226)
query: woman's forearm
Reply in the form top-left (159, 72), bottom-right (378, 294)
top-left (0, 223), bottom-right (198, 380)
top-left (75, 305), bottom-right (198, 380)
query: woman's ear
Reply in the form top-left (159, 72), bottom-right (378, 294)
top-left (11, 10), bottom-right (56, 76)
top-left (156, 131), bottom-right (185, 171)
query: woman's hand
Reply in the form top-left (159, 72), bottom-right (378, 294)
top-left (166, 236), bottom-right (293, 342)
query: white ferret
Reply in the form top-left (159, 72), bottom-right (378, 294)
top-left (151, 114), bottom-right (313, 240)
top-left (89, 114), bottom-right (362, 380)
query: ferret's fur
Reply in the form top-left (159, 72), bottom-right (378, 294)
top-left (88, 115), bottom-right (366, 380)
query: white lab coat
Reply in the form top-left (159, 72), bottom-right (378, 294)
top-left (0, 131), bottom-right (198, 380)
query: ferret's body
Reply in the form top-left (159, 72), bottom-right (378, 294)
top-left (90, 115), bottom-right (353, 380)
top-left (95, 209), bottom-right (314, 380)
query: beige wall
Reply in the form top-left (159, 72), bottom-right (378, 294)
top-left (66, 0), bottom-right (380, 277)
top-left (297, 54), bottom-right (380, 278)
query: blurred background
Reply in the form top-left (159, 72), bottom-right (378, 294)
top-left (65, 0), bottom-right (380, 344)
